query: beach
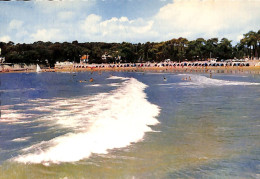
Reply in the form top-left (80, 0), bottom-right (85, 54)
top-left (2, 64), bottom-right (260, 75)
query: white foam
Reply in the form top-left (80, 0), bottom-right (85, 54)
top-left (107, 76), bottom-right (129, 80)
top-left (0, 105), bottom-right (14, 109)
top-left (14, 77), bottom-right (160, 165)
top-left (88, 84), bottom-right (101, 87)
top-left (0, 110), bottom-right (31, 124)
top-left (33, 106), bottom-right (52, 112)
top-left (178, 74), bottom-right (260, 88)
top-left (12, 137), bottom-right (31, 142)
top-left (107, 83), bottom-right (121, 87)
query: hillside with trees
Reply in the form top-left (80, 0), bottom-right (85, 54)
top-left (0, 30), bottom-right (259, 66)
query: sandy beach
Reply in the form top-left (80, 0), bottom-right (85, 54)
top-left (47, 65), bottom-right (260, 75)
top-left (1, 65), bottom-right (260, 75)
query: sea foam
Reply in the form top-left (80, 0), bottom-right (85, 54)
top-left (14, 77), bottom-right (160, 165)
top-left (177, 74), bottom-right (260, 88)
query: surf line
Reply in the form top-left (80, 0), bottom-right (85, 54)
top-left (13, 77), bottom-right (160, 165)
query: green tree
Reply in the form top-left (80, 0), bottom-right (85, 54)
top-left (205, 38), bottom-right (218, 59)
top-left (217, 38), bottom-right (233, 59)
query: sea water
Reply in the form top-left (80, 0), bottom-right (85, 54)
top-left (0, 71), bottom-right (259, 178)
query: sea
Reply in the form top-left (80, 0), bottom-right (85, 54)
top-left (0, 71), bottom-right (259, 178)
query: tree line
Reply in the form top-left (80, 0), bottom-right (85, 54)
top-left (0, 30), bottom-right (259, 66)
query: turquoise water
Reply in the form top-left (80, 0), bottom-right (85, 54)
top-left (0, 71), bottom-right (259, 178)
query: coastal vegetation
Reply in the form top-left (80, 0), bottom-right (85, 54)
top-left (0, 30), bottom-right (259, 66)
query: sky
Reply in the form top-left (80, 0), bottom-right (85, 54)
top-left (0, 0), bottom-right (260, 44)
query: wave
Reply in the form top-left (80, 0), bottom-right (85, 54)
top-left (0, 109), bottom-right (34, 124)
top-left (107, 83), bottom-right (121, 87)
top-left (87, 84), bottom-right (102, 87)
top-left (12, 137), bottom-right (31, 142)
top-left (177, 74), bottom-right (260, 88)
top-left (0, 88), bottom-right (36, 93)
top-left (107, 76), bottom-right (129, 80)
top-left (13, 77), bottom-right (160, 165)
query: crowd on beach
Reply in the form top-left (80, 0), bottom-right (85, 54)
top-left (72, 61), bottom-right (252, 69)
top-left (67, 60), bottom-right (260, 72)
top-left (1, 60), bottom-right (260, 74)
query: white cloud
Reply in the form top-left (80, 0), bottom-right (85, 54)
top-left (0, 35), bottom-right (11, 43)
top-left (153, 0), bottom-right (260, 42)
top-left (2, 0), bottom-right (259, 44)
top-left (30, 29), bottom-right (62, 42)
top-left (80, 14), bottom-right (157, 42)
top-left (9, 20), bottom-right (24, 30)
top-left (78, 0), bottom-right (260, 43)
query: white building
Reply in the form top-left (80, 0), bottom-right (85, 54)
top-left (0, 57), bottom-right (5, 63)
top-left (55, 61), bottom-right (73, 69)
top-left (101, 53), bottom-right (112, 61)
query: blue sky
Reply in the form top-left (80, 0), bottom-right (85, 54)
top-left (0, 0), bottom-right (260, 44)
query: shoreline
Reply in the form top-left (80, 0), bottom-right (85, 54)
top-left (1, 66), bottom-right (260, 75)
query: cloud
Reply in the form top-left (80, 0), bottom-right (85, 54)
top-left (9, 20), bottom-right (24, 30)
top-left (153, 0), bottom-right (260, 42)
top-left (1, 0), bottom-right (260, 44)
top-left (0, 35), bottom-right (11, 43)
top-left (78, 0), bottom-right (260, 43)
top-left (80, 14), bottom-right (157, 42)
top-left (30, 29), bottom-right (62, 42)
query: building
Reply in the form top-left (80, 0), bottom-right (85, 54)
top-left (80, 54), bottom-right (89, 63)
top-left (55, 61), bottom-right (73, 69)
top-left (0, 57), bottom-right (5, 63)
top-left (208, 58), bottom-right (217, 63)
top-left (164, 59), bottom-right (171, 63)
top-left (101, 52), bottom-right (112, 61)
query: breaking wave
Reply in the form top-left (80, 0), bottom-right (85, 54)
top-left (177, 74), bottom-right (260, 88)
top-left (13, 77), bottom-right (160, 165)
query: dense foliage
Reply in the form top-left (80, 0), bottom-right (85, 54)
top-left (0, 30), bottom-right (259, 66)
